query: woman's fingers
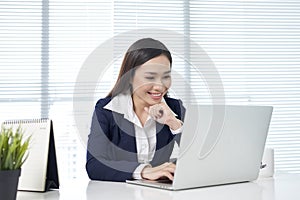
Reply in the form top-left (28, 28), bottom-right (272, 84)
top-left (160, 171), bottom-right (174, 181)
top-left (141, 162), bottom-right (176, 181)
top-left (145, 103), bottom-right (172, 122)
top-left (144, 103), bottom-right (183, 130)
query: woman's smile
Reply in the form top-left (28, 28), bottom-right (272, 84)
top-left (147, 91), bottom-right (163, 101)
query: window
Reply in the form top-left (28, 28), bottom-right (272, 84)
top-left (0, 0), bottom-right (42, 120)
top-left (0, 0), bottom-right (299, 182)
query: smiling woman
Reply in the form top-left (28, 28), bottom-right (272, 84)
top-left (86, 38), bottom-right (185, 182)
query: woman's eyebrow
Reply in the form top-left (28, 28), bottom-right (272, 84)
top-left (144, 70), bottom-right (171, 75)
top-left (144, 72), bottom-right (157, 75)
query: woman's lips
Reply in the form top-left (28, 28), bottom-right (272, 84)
top-left (148, 92), bottom-right (163, 100)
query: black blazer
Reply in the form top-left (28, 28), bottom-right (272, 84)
top-left (86, 96), bottom-right (185, 182)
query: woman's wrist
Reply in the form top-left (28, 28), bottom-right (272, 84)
top-left (141, 165), bottom-right (152, 179)
top-left (166, 117), bottom-right (183, 130)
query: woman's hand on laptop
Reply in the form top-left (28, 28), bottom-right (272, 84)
top-left (141, 162), bottom-right (176, 181)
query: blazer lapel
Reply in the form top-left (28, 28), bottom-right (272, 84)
top-left (113, 113), bottom-right (137, 153)
top-left (155, 123), bottom-right (169, 150)
top-left (151, 123), bottom-right (175, 166)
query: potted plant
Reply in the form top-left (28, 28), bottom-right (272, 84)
top-left (0, 125), bottom-right (30, 200)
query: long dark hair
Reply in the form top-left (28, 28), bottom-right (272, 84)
top-left (107, 38), bottom-right (172, 97)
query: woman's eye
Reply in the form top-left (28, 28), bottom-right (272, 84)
top-left (163, 75), bottom-right (171, 79)
top-left (145, 77), bottom-right (155, 80)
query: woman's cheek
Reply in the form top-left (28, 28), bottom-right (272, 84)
top-left (163, 79), bottom-right (172, 89)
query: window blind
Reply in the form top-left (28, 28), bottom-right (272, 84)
top-left (0, 0), bottom-right (42, 122)
top-left (112, 0), bottom-right (189, 101)
top-left (190, 0), bottom-right (300, 173)
top-left (48, 0), bottom-right (113, 180)
top-left (0, 0), bottom-right (299, 181)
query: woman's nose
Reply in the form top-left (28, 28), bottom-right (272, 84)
top-left (152, 82), bottom-right (164, 90)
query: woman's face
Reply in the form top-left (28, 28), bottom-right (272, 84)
top-left (131, 55), bottom-right (171, 107)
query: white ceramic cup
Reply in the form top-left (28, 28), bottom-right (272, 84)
top-left (259, 148), bottom-right (274, 178)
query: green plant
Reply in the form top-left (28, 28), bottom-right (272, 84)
top-left (0, 126), bottom-right (30, 170)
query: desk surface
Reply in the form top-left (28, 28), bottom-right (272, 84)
top-left (17, 173), bottom-right (300, 200)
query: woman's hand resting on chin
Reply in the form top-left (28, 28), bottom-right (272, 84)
top-left (144, 102), bottom-right (182, 130)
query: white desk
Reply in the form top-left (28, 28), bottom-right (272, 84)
top-left (17, 173), bottom-right (300, 200)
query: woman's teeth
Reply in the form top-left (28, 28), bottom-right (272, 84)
top-left (149, 92), bottom-right (161, 97)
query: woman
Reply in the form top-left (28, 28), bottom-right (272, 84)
top-left (86, 38), bottom-right (185, 182)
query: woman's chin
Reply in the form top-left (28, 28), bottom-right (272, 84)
top-left (147, 99), bottom-right (162, 106)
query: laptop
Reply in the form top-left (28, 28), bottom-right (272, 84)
top-left (126, 104), bottom-right (273, 190)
